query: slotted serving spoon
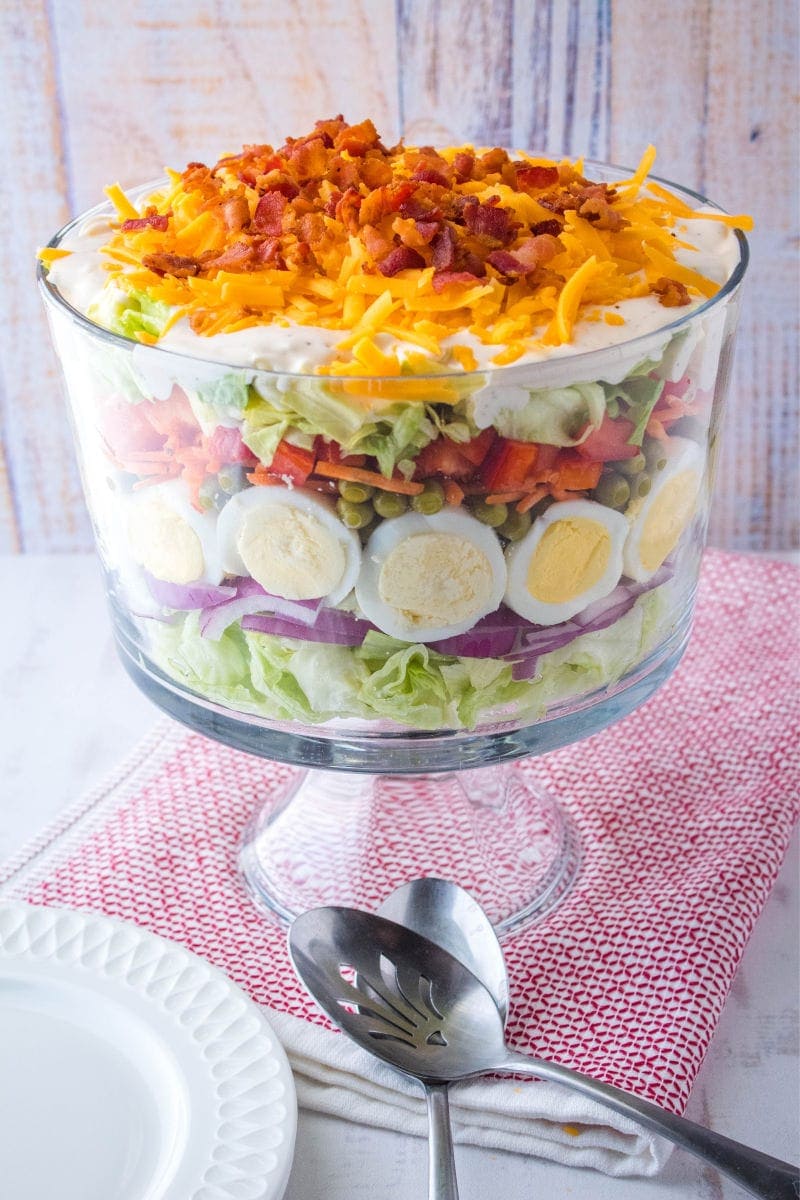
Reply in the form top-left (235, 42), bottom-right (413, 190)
top-left (368, 877), bottom-right (509, 1197)
top-left (289, 906), bottom-right (800, 1200)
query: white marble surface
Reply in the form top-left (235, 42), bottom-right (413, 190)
top-left (1, 553), bottom-right (797, 1199)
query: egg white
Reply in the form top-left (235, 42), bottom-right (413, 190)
top-left (121, 478), bottom-right (224, 585)
top-left (355, 509), bottom-right (507, 642)
top-left (216, 485), bottom-right (361, 603)
top-left (504, 499), bottom-right (627, 626)
top-left (623, 437), bottom-right (705, 582)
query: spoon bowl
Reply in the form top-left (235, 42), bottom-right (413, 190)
top-left (289, 905), bottom-right (800, 1200)
top-left (375, 877), bottom-right (509, 1026)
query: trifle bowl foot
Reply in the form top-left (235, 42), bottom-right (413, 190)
top-left (238, 763), bottom-right (580, 934)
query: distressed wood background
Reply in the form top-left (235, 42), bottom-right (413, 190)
top-left (1, 0), bottom-right (797, 553)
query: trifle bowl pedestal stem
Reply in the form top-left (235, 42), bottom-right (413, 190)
top-left (238, 764), bottom-right (580, 933)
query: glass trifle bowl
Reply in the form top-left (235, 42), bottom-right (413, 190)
top-left (38, 123), bottom-right (750, 931)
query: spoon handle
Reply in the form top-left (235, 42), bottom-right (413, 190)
top-left (498, 1051), bottom-right (799, 1200)
top-left (424, 1081), bottom-right (459, 1200)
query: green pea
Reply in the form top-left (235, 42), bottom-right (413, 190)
top-left (411, 481), bottom-right (445, 515)
top-left (198, 479), bottom-right (225, 512)
top-left (218, 464), bottom-right (247, 493)
top-left (470, 499), bottom-right (508, 527)
top-left (373, 491), bottom-right (408, 519)
top-left (644, 437), bottom-right (667, 472)
top-left (338, 481), bottom-right (375, 503)
top-left (499, 509), bottom-right (533, 541)
top-left (616, 452), bottom-right (646, 476)
top-left (336, 498), bottom-right (374, 529)
top-left (593, 472), bottom-right (631, 510)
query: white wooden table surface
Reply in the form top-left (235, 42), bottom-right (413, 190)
top-left (1, 553), bottom-right (798, 1200)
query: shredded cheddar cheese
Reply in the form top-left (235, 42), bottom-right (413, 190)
top-left (71, 118), bottom-right (751, 375)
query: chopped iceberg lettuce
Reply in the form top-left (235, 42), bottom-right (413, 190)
top-left (464, 382), bottom-right (606, 446)
top-left (602, 375), bottom-right (665, 446)
top-left (145, 588), bottom-right (669, 731)
top-left (243, 378), bottom-right (442, 474)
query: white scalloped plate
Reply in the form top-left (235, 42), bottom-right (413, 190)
top-left (0, 902), bottom-right (296, 1200)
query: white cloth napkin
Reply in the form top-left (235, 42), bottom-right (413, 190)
top-left (269, 1008), bottom-right (672, 1176)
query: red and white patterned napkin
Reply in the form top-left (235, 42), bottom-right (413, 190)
top-left (2, 550), bottom-right (798, 1176)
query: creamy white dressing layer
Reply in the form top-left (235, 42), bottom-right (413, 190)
top-left (46, 205), bottom-right (741, 390)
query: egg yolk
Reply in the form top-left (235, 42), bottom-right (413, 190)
top-left (238, 506), bottom-right (345, 599)
top-left (639, 469), bottom-right (700, 573)
top-left (526, 518), bottom-right (611, 603)
top-left (379, 533), bottom-right (494, 628)
top-left (128, 500), bottom-right (204, 584)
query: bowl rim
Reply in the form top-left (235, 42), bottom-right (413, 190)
top-left (37, 157), bottom-right (750, 382)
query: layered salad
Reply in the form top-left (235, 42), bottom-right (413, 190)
top-left (40, 117), bottom-right (750, 732)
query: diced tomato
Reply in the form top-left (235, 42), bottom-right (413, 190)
top-left (454, 428), bottom-right (496, 467)
top-left (551, 452), bottom-right (603, 492)
top-left (267, 439), bottom-right (316, 485)
top-left (142, 387), bottom-right (197, 445)
top-left (98, 400), bottom-right (165, 459)
top-left (531, 443), bottom-right (560, 474)
top-left (479, 438), bottom-right (540, 490)
top-left (575, 413), bottom-right (639, 461)
top-left (207, 426), bottom-right (258, 466)
top-left (414, 437), bottom-right (476, 479)
top-left (313, 437), bottom-right (366, 467)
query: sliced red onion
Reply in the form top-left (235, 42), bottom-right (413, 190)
top-left (197, 576), bottom-right (325, 640)
top-left (211, 566), bottom-right (677, 659)
top-left (511, 653), bottom-right (540, 681)
top-left (242, 606), bottom-right (375, 645)
top-left (429, 608), bottom-right (525, 657)
top-left (145, 573), bottom-right (236, 610)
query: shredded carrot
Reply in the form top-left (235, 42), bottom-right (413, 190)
top-left (246, 465), bottom-right (284, 486)
top-left (313, 462), bottom-right (425, 495)
top-left (516, 486), bottom-right (550, 513)
top-left (486, 491), bottom-right (526, 505)
top-left (444, 480), bottom-right (465, 506)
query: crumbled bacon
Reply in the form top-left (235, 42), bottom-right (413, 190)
top-left (253, 237), bottom-right (281, 264)
top-left (515, 164), bottom-right (559, 191)
top-left (531, 218), bottom-right (563, 237)
top-left (110, 118), bottom-right (696, 356)
top-left (652, 276), bottom-right (692, 307)
top-left (486, 250), bottom-right (526, 276)
top-left (286, 136), bottom-right (329, 182)
top-left (334, 118), bottom-right (380, 156)
top-left (413, 166), bottom-right (451, 188)
top-left (220, 196), bottom-right (251, 232)
top-left (120, 213), bottom-right (169, 232)
top-left (203, 240), bottom-right (255, 272)
top-left (142, 252), bottom-right (199, 277)
top-left (260, 171), bottom-right (300, 200)
top-left (253, 191), bottom-right (286, 235)
top-left (452, 152), bottom-right (474, 182)
top-left (486, 234), bottom-right (559, 278)
top-left (378, 246), bottom-right (426, 276)
top-left (462, 201), bottom-right (512, 242)
top-left (359, 181), bottom-right (416, 225)
top-left (335, 186), bottom-right (362, 233)
top-left (431, 225), bottom-right (457, 270)
top-left (362, 223), bottom-right (394, 260)
top-left (414, 219), bottom-right (440, 243)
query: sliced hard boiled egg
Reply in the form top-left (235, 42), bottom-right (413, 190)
top-left (504, 499), bottom-right (627, 626)
top-left (216, 485), bottom-right (361, 603)
top-left (355, 510), bottom-right (506, 642)
top-left (124, 479), bottom-right (224, 585)
top-left (623, 437), bottom-right (704, 582)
